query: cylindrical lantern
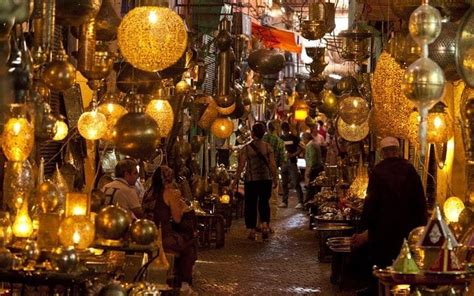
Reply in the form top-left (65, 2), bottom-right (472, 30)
top-left (145, 98), bottom-right (174, 138)
top-left (58, 216), bottom-right (95, 250)
top-left (65, 193), bottom-right (90, 217)
top-left (1, 104), bottom-right (34, 162)
top-left (294, 100), bottom-right (309, 121)
top-left (117, 6), bottom-right (188, 72)
top-left (443, 196), bottom-right (465, 223)
top-left (78, 109), bottom-right (107, 140)
top-left (211, 117), bottom-right (234, 139)
top-left (338, 25), bottom-right (372, 62)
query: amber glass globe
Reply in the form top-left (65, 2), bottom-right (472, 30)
top-left (97, 97), bottom-right (128, 142)
top-left (211, 117), bottom-right (234, 139)
top-left (78, 110), bottom-right (107, 140)
top-left (294, 100), bottom-right (309, 121)
top-left (443, 196), bottom-right (465, 223)
top-left (117, 6), bottom-right (188, 72)
top-left (426, 104), bottom-right (453, 143)
top-left (53, 119), bottom-right (69, 141)
top-left (58, 216), bottom-right (95, 250)
top-left (2, 116), bottom-right (34, 162)
top-left (145, 99), bottom-right (174, 138)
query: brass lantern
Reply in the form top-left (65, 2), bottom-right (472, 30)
top-left (65, 193), bottom-right (90, 217)
top-left (145, 90), bottom-right (174, 138)
top-left (1, 104), bottom-right (34, 162)
top-left (117, 6), bottom-right (188, 72)
top-left (97, 93), bottom-right (128, 142)
top-left (53, 116), bottom-right (69, 141)
top-left (461, 87), bottom-right (474, 163)
top-left (211, 117), bottom-right (234, 139)
top-left (426, 102), bottom-right (453, 143)
top-left (338, 24), bottom-right (372, 63)
top-left (337, 117), bottom-right (370, 142)
top-left (294, 99), bottom-right (309, 121)
top-left (338, 96), bottom-right (370, 125)
top-left (58, 216), bottom-right (95, 250)
top-left (42, 46), bottom-right (77, 92)
top-left (78, 108), bottom-right (108, 140)
top-left (12, 202), bottom-right (33, 238)
top-left (443, 196), bottom-right (465, 223)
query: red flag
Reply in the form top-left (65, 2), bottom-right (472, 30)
top-left (251, 22), bottom-right (302, 53)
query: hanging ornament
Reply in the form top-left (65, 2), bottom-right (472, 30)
top-left (42, 45), bottom-right (77, 92)
top-left (94, 0), bottom-right (121, 41)
top-left (37, 180), bottom-right (60, 213)
top-left (443, 196), bottom-right (465, 224)
top-left (428, 22), bottom-right (459, 81)
top-left (338, 96), bottom-right (370, 125)
top-left (12, 201), bottom-right (33, 238)
top-left (211, 117), bottom-right (234, 139)
top-left (294, 99), bottom-right (310, 121)
top-left (53, 116), bottom-right (69, 141)
top-left (97, 92), bottom-right (127, 142)
top-left (426, 102), bottom-right (454, 143)
top-left (318, 89), bottom-right (338, 117)
top-left (117, 6), bottom-right (187, 72)
top-left (337, 117), bottom-right (369, 143)
top-left (145, 97), bottom-right (174, 138)
top-left (248, 49), bottom-right (286, 75)
top-left (409, 2), bottom-right (442, 47)
top-left (1, 104), bottom-right (34, 162)
top-left (78, 108), bottom-right (107, 141)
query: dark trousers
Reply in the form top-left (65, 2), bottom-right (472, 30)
top-left (244, 180), bottom-right (272, 229)
top-left (281, 161), bottom-right (304, 204)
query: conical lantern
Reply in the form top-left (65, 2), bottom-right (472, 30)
top-left (94, 0), bottom-right (121, 41)
top-left (1, 104), bottom-right (34, 162)
top-left (117, 6), bottom-right (188, 72)
top-left (392, 239), bottom-right (420, 274)
top-left (52, 164), bottom-right (70, 213)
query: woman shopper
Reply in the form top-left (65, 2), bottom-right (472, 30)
top-left (231, 123), bottom-right (278, 240)
top-left (142, 165), bottom-right (197, 294)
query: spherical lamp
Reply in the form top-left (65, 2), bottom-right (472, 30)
top-left (42, 48), bottom-right (77, 92)
top-left (78, 110), bottom-right (108, 140)
top-left (1, 108), bottom-right (34, 162)
top-left (211, 117), bottom-right (234, 139)
top-left (97, 94), bottom-right (128, 142)
top-left (145, 99), bottom-right (174, 138)
top-left (58, 216), bottom-right (95, 250)
top-left (95, 205), bottom-right (132, 241)
top-left (130, 219), bottom-right (157, 245)
top-left (443, 196), bottom-right (465, 223)
top-left (117, 6), bottom-right (188, 72)
top-left (408, 3), bottom-right (442, 47)
top-left (338, 96), bottom-right (370, 125)
top-left (319, 89), bottom-right (338, 117)
top-left (53, 117), bottom-right (69, 141)
top-left (337, 117), bottom-right (370, 142)
top-left (426, 102), bottom-right (453, 143)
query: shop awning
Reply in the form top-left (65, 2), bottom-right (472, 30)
top-left (251, 22), bottom-right (302, 53)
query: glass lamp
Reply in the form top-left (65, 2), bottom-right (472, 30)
top-left (78, 106), bottom-right (107, 141)
top-left (58, 216), bottom-right (95, 250)
top-left (97, 93), bottom-right (128, 142)
top-left (12, 202), bottom-right (33, 238)
top-left (211, 117), bottom-right (234, 139)
top-left (443, 196), bottom-right (465, 223)
top-left (53, 116), bottom-right (69, 141)
top-left (1, 104), bottom-right (34, 162)
top-left (426, 102), bottom-right (454, 143)
top-left (146, 98), bottom-right (174, 138)
top-left (65, 193), bottom-right (90, 217)
top-left (338, 96), bottom-right (370, 125)
top-left (117, 6), bottom-right (188, 72)
top-left (294, 99), bottom-right (309, 121)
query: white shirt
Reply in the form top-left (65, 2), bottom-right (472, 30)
top-left (102, 178), bottom-right (141, 218)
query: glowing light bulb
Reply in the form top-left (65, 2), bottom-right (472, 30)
top-left (72, 231), bottom-right (80, 245)
top-left (434, 116), bottom-right (442, 129)
top-left (148, 11), bottom-right (158, 23)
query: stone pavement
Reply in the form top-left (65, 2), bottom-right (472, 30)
top-left (193, 196), bottom-right (355, 296)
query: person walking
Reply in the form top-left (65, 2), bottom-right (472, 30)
top-left (279, 121), bottom-right (304, 209)
top-left (102, 158), bottom-right (144, 219)
top-left (302, 132), bottom-right (324, 204)
top-left (351, 136), bottom-right (428, 295)
top-left (232, 123), bottom-right (278, 240)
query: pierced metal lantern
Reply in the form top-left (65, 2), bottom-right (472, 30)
top-left (338, 25), bottom-right (372, 63)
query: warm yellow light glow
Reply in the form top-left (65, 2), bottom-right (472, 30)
top-left (97, 102), bottom-right (128, 142)
top-left (58, 216), bottom-right (95, 250)
top-left (295, 109), bottom-right (308, 121)
top-left (211, 117), bottom-right (234, 139)
top-left (53, 120), bottom-right (69, 141)
top-left (220, 194), bottom-right (230, 204)
top-left (65, 193), bottom-right (90, 217)
top-left (12, 202), bottom-right (33, 238)
top-left (2, 118), bottom-right (34, 162)
top-left (146, 99), bottom-right (174, 138)
top-left (426, 105), bottom-right (454, 143)
top-left (78, 110), bottom-right (107, 140)
top-left (72, 231), bottom-right (80, 245)
top-left (443, 196), bottom-right (465, 223)
top-left (118, 6), bottom-right (188, 72)
top-left (434, 116), bottom-right (442, 129)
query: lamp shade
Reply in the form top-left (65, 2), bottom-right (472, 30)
top-left (145, 99), bottom-right (174, 138)
top-left (78, 110), bottom-right (107, 140)
top-left (65, 193), bottom-right (90, 217)
top-left (211, 117), bottom-right (234, 139)
top-left (117, 6), bottom-right (188, 72)
top-left (12, 202), bottom-right (33, 238)
top-left (1, 106), bottom-right (34, 162)
top-left (58, 216), bottom-right (95, 250)
top-left (294, 100), bottom-right (309, 121)
top-left (443, 196), bottom-right (465, 223)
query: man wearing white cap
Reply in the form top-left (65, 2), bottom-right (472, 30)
top-left (352, 136), bottom-right (427, 296)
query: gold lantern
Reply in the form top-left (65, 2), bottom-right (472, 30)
top-left (37, 180), bottom-right (60, 213)
top-left (42, 46), bottom-right (77, 92)
top-left (65, 193), bottom-right (90, 217)
top-left (78, 108), bottom-right (107, 140)
top-left (294, 100), bottom-right (309, 121)
top-left (12, 202), bottom-right (33, 238)
top-left (1, 104), bottom-right (34, 162)
top-left (337, 117), bottom-right (370, 142)
top-left (220, 194), bottom-right (230, 204)
top-left (53, 116), bottom-right (69, 141)
top-left (3, 160), bottom-right (34, 211)
top-left (338, 24), bottom-right (372, 63)
top-left (211, 117), bottom-right (234, 139)
top-left (58, 216), bottom-right (95, 250)
top-left (426, 102), bottom-right (453, 143)
top-left (319, 89), bottom-right (338, 117)
top-left (443, 196), bottom-right (465, 223)
top-left (97, 93), bottom-right (128, 142)
top-left (338, 96), bottom-right (370, 125)
top-left (145, 98), bottom-right (174, 138)
top-left (117, 6), bottom-right (188, 72)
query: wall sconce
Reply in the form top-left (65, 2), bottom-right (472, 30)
top-left (65, 193), bottom-right (90, 217)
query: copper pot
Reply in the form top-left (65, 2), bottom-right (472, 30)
top-left (248, 49), bottom-right (285, 75)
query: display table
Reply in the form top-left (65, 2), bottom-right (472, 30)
top-left (374, 269), bottom-right (474, 295)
